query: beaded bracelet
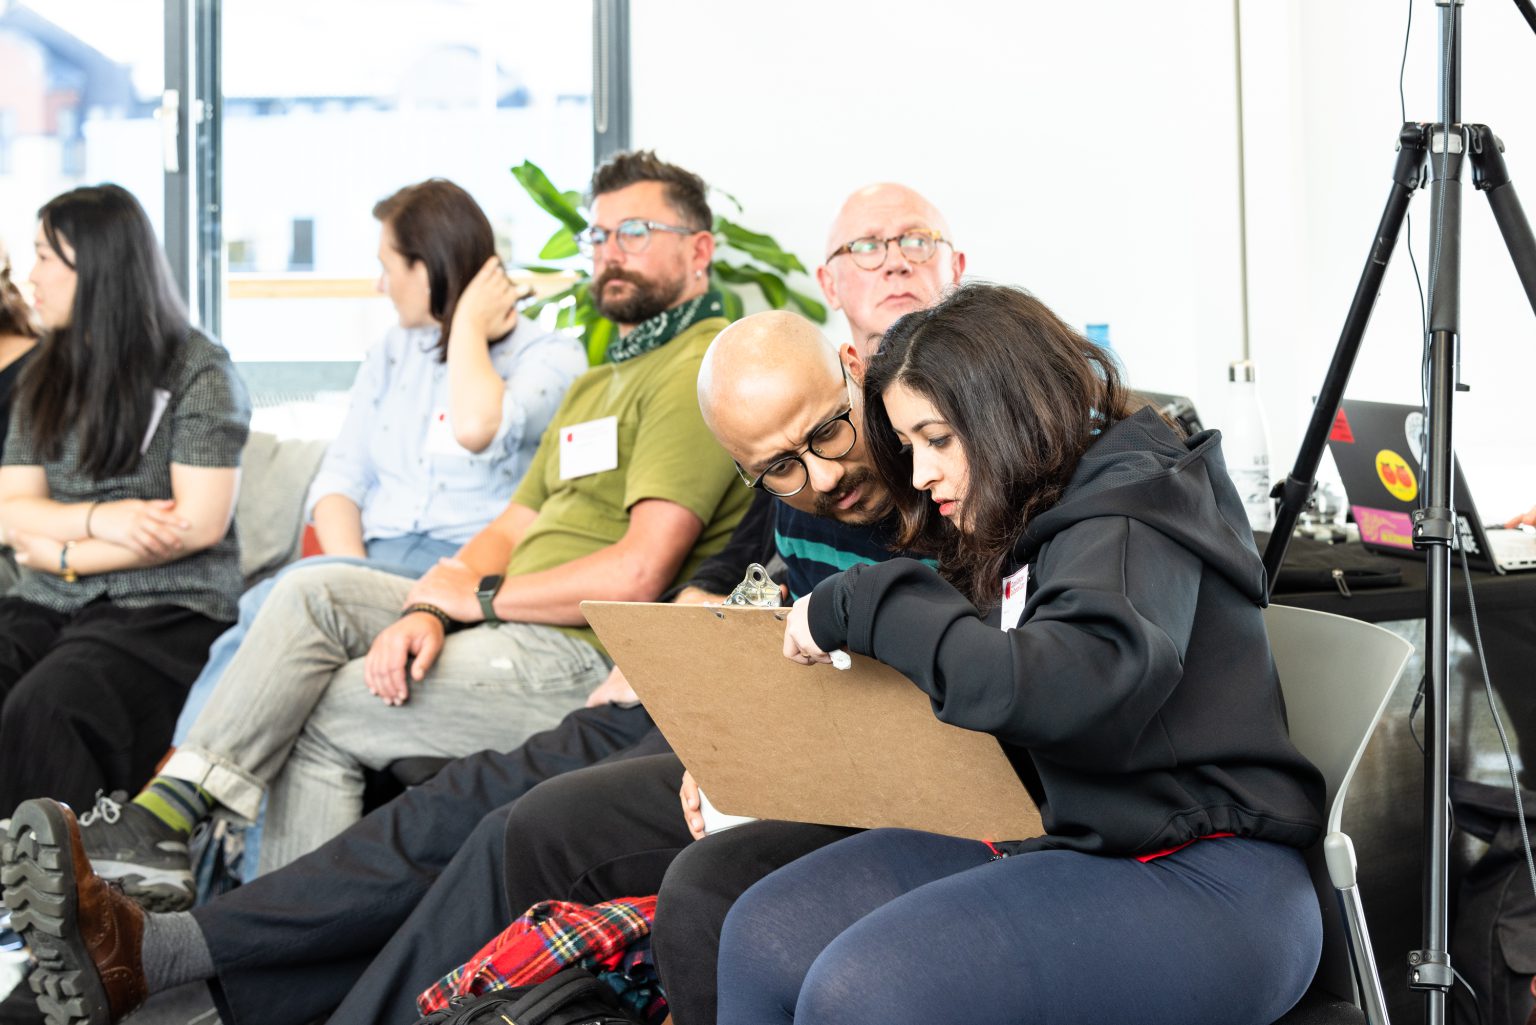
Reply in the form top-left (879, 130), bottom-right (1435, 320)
top-left (401, 602), bottom-right (455, 631)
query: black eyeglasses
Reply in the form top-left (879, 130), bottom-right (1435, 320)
top-left (575, 219), bottom-right (704, 257)
top-left (825, 229), bottom-right (950, 271)
top-left (735, 372), bottom-right (859, 497)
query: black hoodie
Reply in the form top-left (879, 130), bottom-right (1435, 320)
top-left (808, 407), bottom-right (1325, 856)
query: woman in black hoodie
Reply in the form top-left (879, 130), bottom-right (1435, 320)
top-left (716, 283), bottom-right (1326, 1025)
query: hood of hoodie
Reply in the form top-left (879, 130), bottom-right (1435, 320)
top-left (1017, 407), bottom-right (1267, 604)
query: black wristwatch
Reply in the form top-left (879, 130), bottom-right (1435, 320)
top-left (477, 574), bottom-right (505, 625)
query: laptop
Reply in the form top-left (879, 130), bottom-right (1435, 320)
top-left (1326, 398), bottom-right (1536, 574)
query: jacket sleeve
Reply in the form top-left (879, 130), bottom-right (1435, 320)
top-left (809, 518), bottom-right (1205, 769)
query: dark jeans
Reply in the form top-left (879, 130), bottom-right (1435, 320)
top-left (189, 703), bottom-right (660, 1025)
top-left (0, 598), bottom-right (226, 813)
top-left (497, 752), bottom-right (854, 1025)
top-left (718, 829), bottom-right (1323, 1025)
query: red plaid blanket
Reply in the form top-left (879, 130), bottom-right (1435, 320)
top-left (416, 895), bottom-right (658, 1015)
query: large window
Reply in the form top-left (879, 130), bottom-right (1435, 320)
top-left (0, 0), bottom-right (165, 272)
top-left (218, 0), bottom-right (596, 379)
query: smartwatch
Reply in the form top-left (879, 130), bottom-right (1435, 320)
top-left (477, 574), bottom-right (505, 625)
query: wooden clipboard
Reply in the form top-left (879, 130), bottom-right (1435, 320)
top-left (581, 601), bottom-right (1043, 842)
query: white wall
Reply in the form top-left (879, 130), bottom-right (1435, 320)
top-left (630, 0), bottom-right (1536, 518)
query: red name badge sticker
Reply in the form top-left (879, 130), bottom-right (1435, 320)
top-left (558, 415), bottom-right (620, 480)
top-left (1001, 565), bottom-right (1030, 631)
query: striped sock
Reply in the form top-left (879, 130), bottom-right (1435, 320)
top-left (132, 776), bottom-right (213, 836)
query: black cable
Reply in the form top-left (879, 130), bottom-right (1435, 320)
top-left (1453, 964), bottom-right (1486, 1025)
top-left (1409, 672), bottom-right (1427, 756)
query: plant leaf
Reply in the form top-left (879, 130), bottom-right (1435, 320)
top-left (511, 161), bottom-right (588, 233)
top-left (716, 218), bottom-right (806, 275)
top-left (523, 280), bottom-right (583, 319)
top-left (785, 286), bottom-right (828, 323)
top-left (586, 316), bottom-right (616, 365)
top-left (538, 226), bottom-right (580, 260)
top-left (712, 259), bottom-right (787, 309)
top-left (712, 188), bottom-right (744, 215)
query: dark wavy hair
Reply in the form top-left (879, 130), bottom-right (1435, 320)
top-left (17, 184), bottom-right (189, 479)
top-left (588, 149), bottom-right (712, 231)
top-left (0, 248), bottom-right (39, 341)
top-left (372, 179), bottom-right (502, 363)
top-left (864, 283), bottom-right (1135, 606)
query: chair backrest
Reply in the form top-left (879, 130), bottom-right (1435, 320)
top-left (1263, 602), bottom-right (1416, 1007)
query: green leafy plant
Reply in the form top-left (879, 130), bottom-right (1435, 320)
top-left (512, 160), bottom-right (827, 365)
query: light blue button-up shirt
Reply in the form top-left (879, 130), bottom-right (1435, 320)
top-left (304, 320), bottom-right (586, 545)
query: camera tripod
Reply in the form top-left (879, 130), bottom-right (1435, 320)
top-left (1260, 2), bottom-right (1536, 1023)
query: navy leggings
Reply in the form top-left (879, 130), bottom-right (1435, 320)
top-left (717, 829), bottom-right (1322, 1025)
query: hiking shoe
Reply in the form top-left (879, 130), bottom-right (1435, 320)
top-left (74, 794), bottom-right (193, 914)
top-left (1, 799), bottom-right (148, 1025)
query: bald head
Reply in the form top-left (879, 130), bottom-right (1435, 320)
top-left (698, 311), bottom-right (892, 525)
top-left (824, 183), bottom-right (952, 259)
top-left (698, 310), bottom-right (842, 431)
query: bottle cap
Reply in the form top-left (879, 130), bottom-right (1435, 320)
top-left (1229, 359), bottom-right (1257, 383)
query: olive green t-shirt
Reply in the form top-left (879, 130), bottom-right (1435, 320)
top-left (508, 317), bottom-right (749, 652)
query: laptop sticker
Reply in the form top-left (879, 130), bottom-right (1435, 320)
top-left (1355, 506), bottom-right (1415, 550)
top-left (1329, 408), bottom-right (1355, 444)
top-left (1404, 411), bottom-right (1425, 466)
top-left (1376, 449), bottom-right (1418, 502)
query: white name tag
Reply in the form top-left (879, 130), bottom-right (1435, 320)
top-left (423, 409), bottom-right (461, 456)
top-left (558, 415), bottom-right (619, 480)
top-left (140, 389), bottom-right (172, 454)
top-left (1000, 565), bottom-right (1030, 631)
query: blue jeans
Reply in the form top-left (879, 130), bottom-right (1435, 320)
top-left (173, 533), bottom-right (457, 883)
top-left (718, 828), bottom-right (1322, 1025)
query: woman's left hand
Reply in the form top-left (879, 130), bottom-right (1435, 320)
top-left (7, 529), bottom-right (64, 575)
top-left (450, 256), bottom-right (521, 344)
top-left (783, 593), bottom-right (831, 666)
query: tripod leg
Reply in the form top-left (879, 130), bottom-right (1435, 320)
top-left (1468, 125), bottom-right (1536, 315)
top-left (1261, 125), bottom-right (1428, 591)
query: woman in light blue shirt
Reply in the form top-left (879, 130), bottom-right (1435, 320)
top-left (166, 180), bottom-right (585, 808)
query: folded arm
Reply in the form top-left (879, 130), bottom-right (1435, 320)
top-left (2, 463), bottom-right (240, 576)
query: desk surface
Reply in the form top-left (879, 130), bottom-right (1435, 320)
top-left (1271, 542), bottom-right (1536, 622)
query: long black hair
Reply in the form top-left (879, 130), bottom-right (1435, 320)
top-left (17, 184), bottom-right (189, 479)
top-left (372, 179), bottom-right (502, 361)
top-left (863, 282), bottom-right (1135, 606)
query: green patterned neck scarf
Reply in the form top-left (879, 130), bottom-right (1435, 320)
top-left (606, 289), bottom-right (726, 364)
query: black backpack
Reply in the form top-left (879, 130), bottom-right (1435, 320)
top-left (1451, 778), bottom-right (1536, 1025)
top-left (410, 967), bottom-right (646, 1025)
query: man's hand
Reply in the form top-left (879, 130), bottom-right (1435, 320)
top-left (585, 665), bottom-right (640, 708)
top-left (7, 529), bottom-right (63, 574)
top-left (783, 593), bottom-right (831, 666)
top-left (1505, 503), bottom-right (1536, 530)
top-left (679, 770), bottom-right (706, 841)
top-left (451, 256), bottom-right (522, 344)
top-left (406, 557), bottom-right (482, 622)
top-left (90, 498), bottom-right (189, 559)
top-left (364, 612), bottom-right (446, 705)
top-left (672, 585), bottom-right (727, 606)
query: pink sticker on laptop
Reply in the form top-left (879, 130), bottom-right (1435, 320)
top-left (1354, 506), bottom-right (1415, 550)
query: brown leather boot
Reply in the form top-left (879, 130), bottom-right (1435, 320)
top-left (1, 799), bottom-right (148, 1025)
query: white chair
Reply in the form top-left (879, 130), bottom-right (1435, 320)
top-left (1265, 603), bottom-right (1416, 1025)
